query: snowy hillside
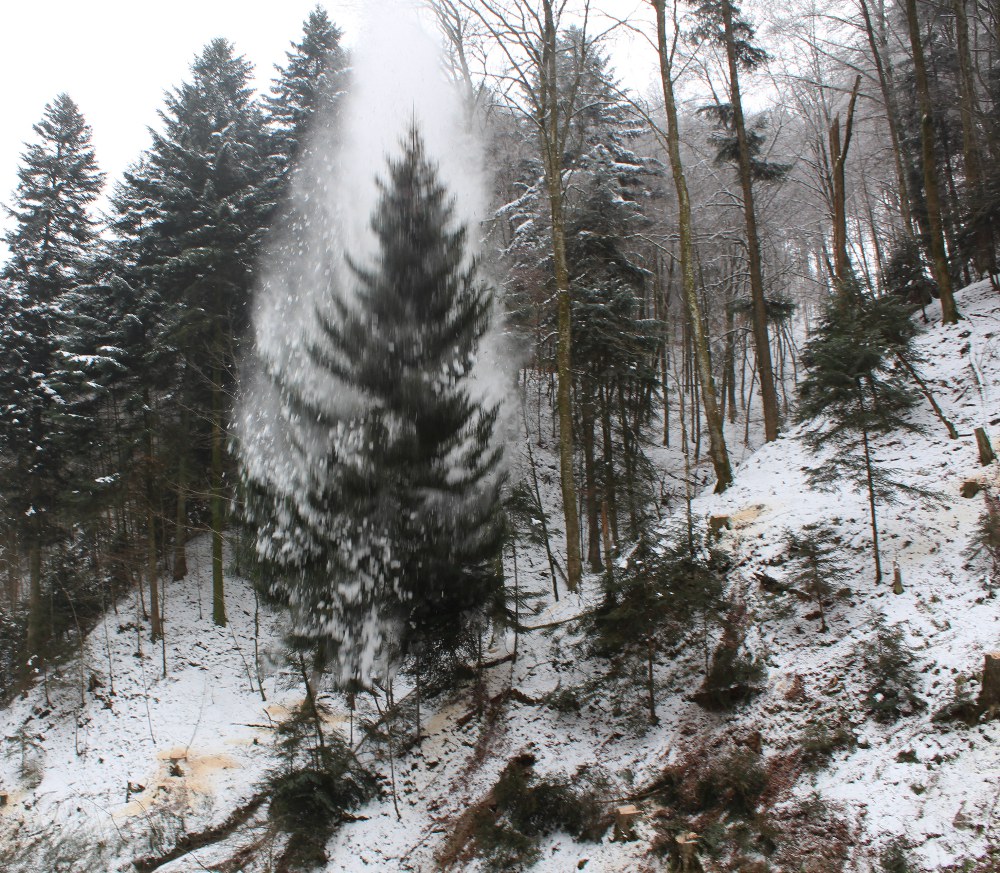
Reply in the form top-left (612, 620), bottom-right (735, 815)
top-left (3, 279), bottom-right (1000, 872)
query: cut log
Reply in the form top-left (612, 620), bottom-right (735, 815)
top-left (975, 427), bottom-right (996, 466)
top-left (613, 804), bottom-right (640, 841)
top-left (978, 652), bottom-right (1000, 711)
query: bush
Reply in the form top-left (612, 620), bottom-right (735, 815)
top-left (859, 613), bottom-right (923, 722)
top-left (655, 745), bottom-right (768, 819)
top-left (592, 530), bottom-right (731, 722)
top-left (799, 717), bottom-right (856, 769)
top-left (694, 747), bottom-right (768, 817)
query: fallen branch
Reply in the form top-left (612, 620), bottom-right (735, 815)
top-left (132, 793), bottom-right (268, 872)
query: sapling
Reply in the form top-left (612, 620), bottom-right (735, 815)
top-left (784, 524), bottom-right (850, 631)
top-left (798, 280), bottom-right (922, 585)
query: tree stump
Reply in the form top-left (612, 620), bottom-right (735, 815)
top-left (978, 652), bottom-right (1000, 712)
top-left (670, 831), bottom-right (702, 872)
top-left (613, 804), bottom-right (640, 841)
top-left (975, 427), bottom-right (996, 466)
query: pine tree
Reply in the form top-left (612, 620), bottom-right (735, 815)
top-left (265, 5), bottom-right (348, 187)
top-left (246, 127), bottom-right (504, 686)
top-left (798, 281), bottom-right (920, 585)
top-left (111, 39), bottom-right (272, 627)
top-left (0, 94), bottom-right (104, 663)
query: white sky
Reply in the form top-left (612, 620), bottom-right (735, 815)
top-left (0, 0), bottom-right (657, 257)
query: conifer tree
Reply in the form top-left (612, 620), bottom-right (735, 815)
top-left (784, 524), bottom-right (849, 632)
top-left (0, 94), bottom-right (104, 661)
top-left (111, 39), bottom-right (272, 627)
top-left (246, 127), bottom-right (504, 685)
top-left (265, 5), bottom-right (348, 186)
top-left (798, 282), bottom-right (920, 585)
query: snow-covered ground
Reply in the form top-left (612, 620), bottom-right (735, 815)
top-left (2, 280), bottom-right (1000, 871)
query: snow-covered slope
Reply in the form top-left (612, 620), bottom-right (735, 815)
top-left (2, 280), bottom-right (1000, 872)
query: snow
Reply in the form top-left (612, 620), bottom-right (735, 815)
top-left (4, 280), bottom-right (1000, 871)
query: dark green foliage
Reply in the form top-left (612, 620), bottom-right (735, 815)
top-left (880, 836), bottom-right (916, 873)
top-left (798, 281), bottom-right (921, 583)
top-left (248, 126), bottom-right (505, 683)
top-left (0, 93), bottom-right (105, 665)
top-left (698, 103), bottom-right (790, 183)
top-left (799, 716), bottom-right (856, 769)
top-left (694, 748), bottom-right (768, 817)
top-left (699, 599), bottom-right (766, 709)
top-left (266, 700), bottom-right (377, 871)
top-left (0, 92), bottom-right (105, 528)
top-left (112, 37), bottom-right (275, 627)
top-left (596, 527), bottom-right (730, 647)
top-left (859, 612), bottom-right (923, 723)
top-left (655, 745), bottom-right (767, 819)
top-left (265, 5), bottom-right (348, 183)
top-left (964, 490), bottom-right (1000, 595)
top-left (689, 0), bottom-right (768, 69)
top-left (467, 757), bottom-right (609, 871)
top-left (593, 528), bottom-right (729, 722)
top-left (882, 237), bottom-right (936, 307)
top-left (0, 607), bottom-right (28, 699)
top-left (784, 524), bottom-right (850, 631)
top-left (798, 284), bottom-right (918, 441)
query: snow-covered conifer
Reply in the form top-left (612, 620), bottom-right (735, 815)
top-left (246, 126), bottom-right (505, 685)
top-left (0, 94), bottom-right (104, 659)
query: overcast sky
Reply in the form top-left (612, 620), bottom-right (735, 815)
top-left (0, 0), bottom-right (655, 256)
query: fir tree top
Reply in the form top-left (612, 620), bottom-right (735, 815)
top-left (3, 94), bottom-right (104, 300)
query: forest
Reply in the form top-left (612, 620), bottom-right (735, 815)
top-left (1, 0), bottom-right (999, 871)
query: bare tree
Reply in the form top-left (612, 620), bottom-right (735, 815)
top-left (451, 0), bottom-right (603, 590)
top-left (650, 0), bottom-right (733, 491)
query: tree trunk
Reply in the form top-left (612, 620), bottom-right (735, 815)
top-left (210, 366), bottom-right (227, 627)
top-left (953, 0), bottom-right (995, 277)
top-left (721, 0), bottom-right (780, 441)
top-left (541, 0), bottom-right (582, 591)
top-left (830, 76), bottom-right (862, 284)
top-left (859, 0), bottom-right (916, 238)
top-left (25, 524), bottom-right (44, 663)
top-left (581, 380), bottom-right (602, 571)
top-left (172, 445), bottom-right (188, 581)
top-left (144, 393), bottom-right (162, 642)
top-left (904, 0), bottom-right (959, 323)
top-left (978, 651), bottom-right (1000, 710)
top-left (862, 426), bottom-right (883, 585)
top-left (652, 0), bottom-right (733, 489)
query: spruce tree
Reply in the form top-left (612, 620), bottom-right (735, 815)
top-left (798, 281), bottom-right (920, 585)
top-left (111, 39), bottom-right (272, 627)
top-left (265, 5), bottom-right (348, 187)
top-left (0, 94), bottom-right (104, 662)
top-left (247, 127), bottom-right (504, 686)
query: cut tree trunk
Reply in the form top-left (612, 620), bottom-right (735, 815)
top-left (975, 427), bottom-right (996, 466)
top-left (978, 652), bottom-right (1000, 710)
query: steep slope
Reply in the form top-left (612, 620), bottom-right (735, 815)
top-left (1, 280), bottom-right (999, 872)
